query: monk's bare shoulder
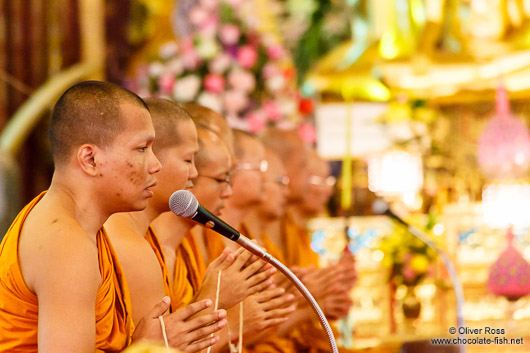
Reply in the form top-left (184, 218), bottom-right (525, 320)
top-left (18, 201), bottom-right (100, 297)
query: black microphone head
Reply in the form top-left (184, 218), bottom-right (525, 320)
top-left (169, 190), bottom-right (199, 218)
top-left (372, 199), bottom-right (390, 215)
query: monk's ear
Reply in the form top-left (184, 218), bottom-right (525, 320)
top-left (76, 144), bottom-right (98, 176)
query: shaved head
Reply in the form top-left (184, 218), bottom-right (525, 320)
top-left (49, 80), bottom-right (148, 165)
top-left (195, 128), bottom-right (221, 171)
top-left (144, 98), bottom-right (192, 154)
top-left (261, 127), bottom-right (305, 165)
top-left (261, 127), bottom-right (310, 203)
top-left (182, 103), bottom-right (234, 154)
top-left (232, 129), bottom-right (256, 161)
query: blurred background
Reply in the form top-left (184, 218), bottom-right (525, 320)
top-left (3, 0), bottom-right (530, 351)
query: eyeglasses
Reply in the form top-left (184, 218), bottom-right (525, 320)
top-left (199, 173), bottom-right (231, 187)
top-left (309, 175), bottom-right (336, 187)
top-left (234, 160), bottom-right (269, 173)
top-left (273, 176), bottom-right (290, 187)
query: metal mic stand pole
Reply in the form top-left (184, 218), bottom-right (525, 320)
top-left (396, 220), bottom-right (466, 353)
top-left (236, 235), bottom-right (339, 353)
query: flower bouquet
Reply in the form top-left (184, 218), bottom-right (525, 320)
top-left (130, 0), bottom-right (309, 134)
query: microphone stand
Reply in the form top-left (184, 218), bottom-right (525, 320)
top-left (236, 236), bottom-right (339, 353)
top-left (389, 214), bottom-right (466, 353)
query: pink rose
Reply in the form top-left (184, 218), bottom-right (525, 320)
top-left (182, 51), bottom-right (201, 70)
top-left (246, 111), bottom-right (267, 133)
top-left (158, 73), bottom-right (175, 95)
top-left (298, 122), bottom-right (317, 144)
top-left (262, 63), bottom-right (280, 79)
top-left (237, 45), bottom-right (258, 69)
top-left (209, 53), bottom-right (232, 73)
top-left (227, 69), bottom-right (255, 92)
top-left (200, 0), bottom-right (218, 11)
top-left (224, 89), bottom-right (248, 113)
top-left (267, 45), bottom-right (285, 60)
top-left (180, 38), bottom-right (194, 53)
top-left (189, 7), bottom-right (208, 26)
top-left (263, 101), bottom-right (281, 121)
top-left (199, 15), bottom-right (218, 38)
top-left (203, 73), bottom-right (225, 93)
top-left (220, 24), bottom-right (241, 45)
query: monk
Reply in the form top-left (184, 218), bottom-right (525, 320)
top-left (105, 98), bottom-right (256, 351)
top-left (181, 103), bottom-right (234, 155)
top-left (151, 127), bottom-right (274, 307)
top-left (153, 127), bottom-right (295, 351)
top-left (203, 130), bottom-right (296, 351)
top-left (243, 148), bottom-right (290, 267)
top-left (0, 81), bottom-right (181, 352)
top-left (261, 128), bottom-right (356, 352)
top-left (291, 150), bottom-right (357, 318)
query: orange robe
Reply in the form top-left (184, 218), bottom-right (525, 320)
top-left (240, 223), bottom-right (296, 353)
top-left (281, 212), bottom-right (320, 268)
top-left (203, 227), bottom-right (226, 261)
top-left (145, 226), bottom-right (174, 310)
top-left (260, 232), bottom-right (286, 263)
top-left (281, 213), bottom-right (352, 353)
top-left (171, 230), bottom-right (207, 310)
top-left (0, 192), bottom-right (134, 352)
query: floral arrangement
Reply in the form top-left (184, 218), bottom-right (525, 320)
top-left (279, 0), bottom-right (357, 84)
top-left (378, 214), bottom-right (438, 286)
top-left (130, 0), bottom-right (314, 136)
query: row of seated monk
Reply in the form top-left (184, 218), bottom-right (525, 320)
top-left (0, 81), bottom-right (357, 353)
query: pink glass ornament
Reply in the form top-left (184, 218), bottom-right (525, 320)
top-left (478, 85), bottom-right (530, 178)
top-left (488, 228), bottom-right (530, 301)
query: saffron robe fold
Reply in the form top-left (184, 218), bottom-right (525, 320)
top-left (281, 213), bottom-right (353, 353)
top-left (0, 192), bottom-right (134, 352)
top-left (239, 222), bottom-right (296, 353)
top-left (145, 226), bottom-right (174, 311)
top-left (203, 227), bottom-right (226, 261)
top-left (171, 230), bottom-right (207, 310)
top-left (281, 212), bottom-right (319, 268)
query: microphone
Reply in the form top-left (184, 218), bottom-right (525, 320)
top-left (169, 190), bottom-right (266, 257)
top-left (372, 199), bottom-right (409, 228)
top-left (169, 189), bottom-right (338, 353)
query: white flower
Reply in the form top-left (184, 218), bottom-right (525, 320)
top-left (196, 37), bottom-right (220, 60)
top-left (173, 75), bottom-right (201, 102)
top-left (159, 42), bottom-right (179, 60)
top-left (209, 53), bottom-right (232, 74)
top-left (167, 58), bottom-right (184, 76)
top-left (198, 92), bottom-right (223, 113)
top-left (265, 75), bottom-right (286, 92)
top-left (277, 98), bottom-right (297, 116)
top-left (149, 61), bottom-right (165, 77)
